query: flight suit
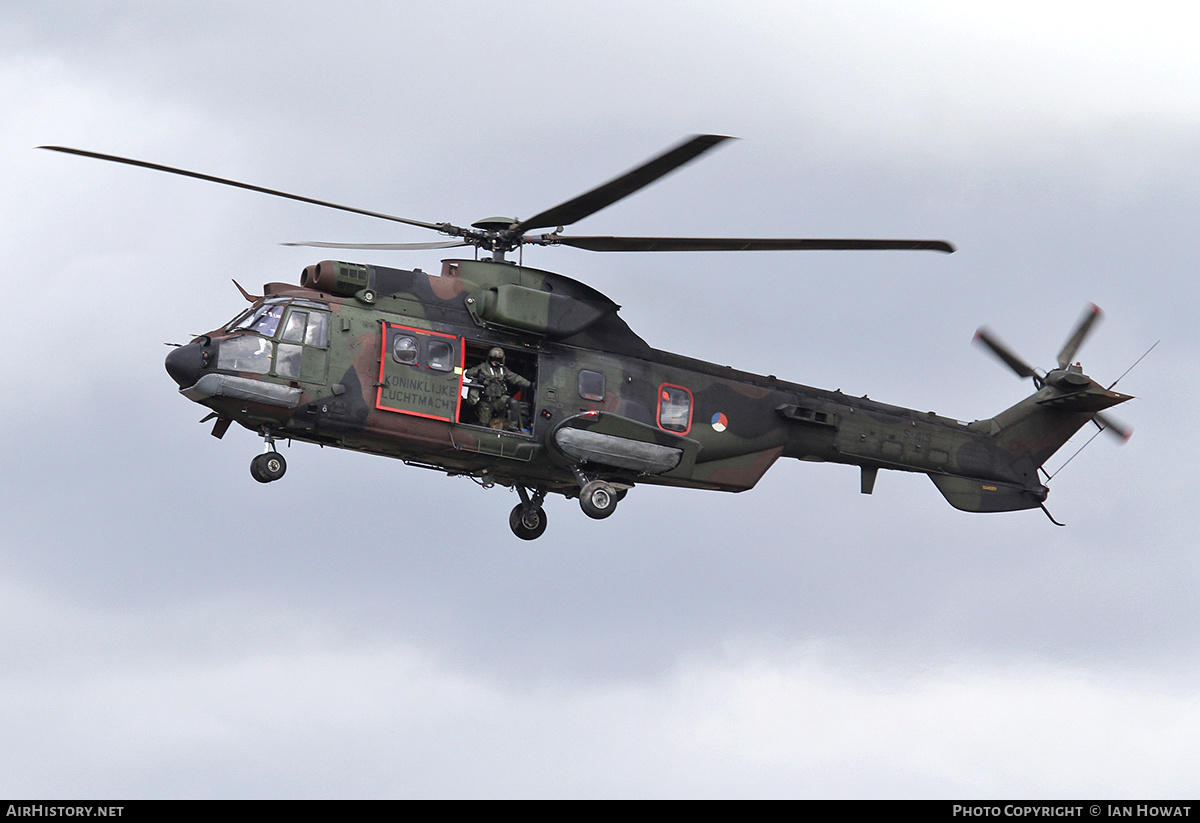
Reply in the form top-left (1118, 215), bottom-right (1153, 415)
top-left (464, 360), bottom-right (532, 429)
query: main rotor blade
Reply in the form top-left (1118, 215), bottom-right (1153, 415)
top-left (282, 240), bottom-right (468, 250)
top-left (1095, 412), bottom-right (1133, 442)
top-left (1057, 303), bottom-right (1102, 368)
top-left (514, 134), bottom-right (734, 234)
top-left (549, 235), bottom-right (955, 253)
top-left (974, 327), bottom-right (1039, 380)
top-left (39, 146), bottom-right (445, 232)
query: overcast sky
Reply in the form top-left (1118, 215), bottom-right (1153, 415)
top-left (1, 0), bottom-right (1197, 798)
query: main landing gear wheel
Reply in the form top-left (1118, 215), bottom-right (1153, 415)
top-left (509, 504), bottom-right (548, 540)
top-left (579, 479), bottom-right (618, 520)
top-left (250, 451), bottom-right (287, 483)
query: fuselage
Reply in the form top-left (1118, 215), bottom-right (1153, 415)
top-left (164, 257), bottom-right (1066, 506)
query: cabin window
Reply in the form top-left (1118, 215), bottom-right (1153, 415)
top-left (392, 335), bottom-right (419, 365)
top-left (657, 384), bottom-right (692, 434)
top-left (578, 370), bottom-right (605, 401)
top-left (428, 340), bottom-right (453, 372)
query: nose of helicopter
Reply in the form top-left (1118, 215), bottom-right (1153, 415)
top-left (165, 338), bottom-right (210, 388)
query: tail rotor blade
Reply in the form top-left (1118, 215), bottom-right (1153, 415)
top-left (975, 327), bottom-right (1039, 380)
top-left (1057, 303), bottom-right (1102, 368)
top-left (1095, 412), bottom-right (1133, 442)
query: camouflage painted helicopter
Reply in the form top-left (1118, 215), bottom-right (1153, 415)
top-left (42, 136), bottom-right (1132, 539)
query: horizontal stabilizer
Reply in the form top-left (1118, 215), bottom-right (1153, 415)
top-left (1035, 386), bottom-right (1133, 413)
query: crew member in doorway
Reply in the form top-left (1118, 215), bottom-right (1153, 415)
top-left (464, 347), bottom-right (532, 430)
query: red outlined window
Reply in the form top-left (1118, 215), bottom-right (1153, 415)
top-left (657, 383), bottom-right (692, 435)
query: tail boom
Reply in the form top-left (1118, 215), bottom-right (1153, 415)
top-left (776, 374), bottom-right (1130, 515)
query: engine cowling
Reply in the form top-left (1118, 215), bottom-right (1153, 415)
top-left (300, 260), bottom-right (370, 296)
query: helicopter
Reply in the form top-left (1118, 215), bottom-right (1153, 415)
top-left (40, 135), bottom-right (1132, 539)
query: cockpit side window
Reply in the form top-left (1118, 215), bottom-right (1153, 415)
top-left (277, 309), bottom-right (331, 381)
top-left (280, 310), bottom-right (307, 343)
top-left (304, 312), bottom-right (329, 348)
top-left (279, 309), bottom-right (330, 348)
top-left (275, 343), bottom-right (302, 379)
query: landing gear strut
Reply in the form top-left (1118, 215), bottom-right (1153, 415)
top-left (509, 485), bottom-right (548, 540)
top-left (250, 427), bottom-right (287, 484)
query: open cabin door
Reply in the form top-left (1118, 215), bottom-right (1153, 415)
top-left (449, 340), bottom-right (541, 462)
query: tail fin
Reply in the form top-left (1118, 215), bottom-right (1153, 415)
top-left (930, 380), bottom-right (1130, 513)
top-left (932, 305), bottom-right (1133, 514)
top-left (992, 375), bottom-right (1131, 468)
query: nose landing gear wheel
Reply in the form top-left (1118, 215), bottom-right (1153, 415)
top-left (579, 479), bottom-right (618, 519)
top-left (509, 504), bottom-right (548, 540)
top-left (250, 451), bottom-right (287, 483)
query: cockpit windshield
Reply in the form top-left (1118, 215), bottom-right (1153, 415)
top-left (225, 297), bottom-right (330, 337)
top-left (229, 298), bottom-right (288, 337)
top-left (217, 297), bottom-right (333, 377)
